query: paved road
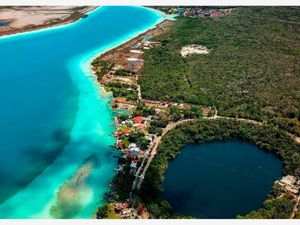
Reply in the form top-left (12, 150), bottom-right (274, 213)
top-left (135, 75), bottom-right (142, 102)
top-left (132, 119), bottom-right (195, 190)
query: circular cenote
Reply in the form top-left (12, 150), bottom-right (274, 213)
top-left (161, 139), bottom-right (282, 218)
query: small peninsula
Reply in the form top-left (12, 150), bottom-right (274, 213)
top-left (0, 6), bottom-right (95, 36)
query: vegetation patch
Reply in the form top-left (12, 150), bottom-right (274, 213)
top-left (139, 7), bottom-right (300, 135)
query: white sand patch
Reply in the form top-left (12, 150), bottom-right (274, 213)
top-left (180, 44), bottom-right (210, 57)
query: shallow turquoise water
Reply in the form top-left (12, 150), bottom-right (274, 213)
top-left (162, 140), bottom-right (282, 218)
top-left (0, 6), bottom-right (164, 218)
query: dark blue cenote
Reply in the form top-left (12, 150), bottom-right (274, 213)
top-left (162, 140), bottom-right (282, 218)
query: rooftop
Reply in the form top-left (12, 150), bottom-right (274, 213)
top-left (133, 116), bottom-right (143, 123)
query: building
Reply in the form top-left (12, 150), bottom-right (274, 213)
top-left (136, 124), bottom-right (144, 131)
top-left (279, 175), bottom-right (297, 186)
top-left (129, 143), bottom-right (137, 148)
top-left (129, 147), bottom-right (140, 154)
top-left (276, 175), bottom-right (300, 195)
top-left (130, 160), bottom-right (138, 169)
top-left (133, 116), bottom-right (144, 123)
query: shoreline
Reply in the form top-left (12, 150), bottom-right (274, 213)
top-left (0, 6), bottom-right (98, 38)
top-left (89, 13), bottom-right (175, 219)
top-left (41, 6), bottom-right (168, 218)
top-left (88, 20), bottom-right (169, 96)
top-left (90, 13), bottom-right (197, 219)
top-left (89, 8), bottom-right (175, 65)
top-left (0, 6), bottom-right (167, 218)
top-left (80, 8), bottom-right (168, 217)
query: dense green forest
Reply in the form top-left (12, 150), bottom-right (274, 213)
top-left (139, 7), bottom-right (300, 135)
top-left (238, 182), bottom-right (296, 219)
top-left (139, 119), bottom-right (300, 218)
top-left (238, 193), bottom-right (295, 219)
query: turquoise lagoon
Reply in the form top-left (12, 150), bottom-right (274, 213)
top-left (0, 6), bottom-right (164, 218)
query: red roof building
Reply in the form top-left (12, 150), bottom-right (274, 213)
top-left (114, 204), bottom-right (124, 212)
top-left (133, 116), bottom-right (143, 123)
top-left (127, 153), bottom-right (136, 159)
top-left (136, 124), bottom-right (144, 130)
top-left (123, 129), bottom-right (131, 135)
top-left (211, 12), bottom-right (222, 17)
top-left (290, 194), bottom-right (297, 200)
top-left (161, 101), bottom-right (175, 106)
top-left (137, 205), bottom-right (145, 215)
top-left (115, 99), bottom-right (127, 103)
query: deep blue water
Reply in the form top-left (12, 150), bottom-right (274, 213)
top-left (162, 140), bottom-right (282, 218)
top-left (0, 21), bottom-right (9, 26)
top-left (0, 6), bottom-right (163, 218)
